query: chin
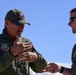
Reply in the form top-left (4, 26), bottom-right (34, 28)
top-left (73, 31), bottom-right (76, 33)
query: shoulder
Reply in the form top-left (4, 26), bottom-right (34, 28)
top-left (0, 34), bottom-right (4, 39)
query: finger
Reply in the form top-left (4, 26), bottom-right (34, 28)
top-left (48, 63), bottom-right (52, 65)
top-left (18, 57), bottom-right (27, 62)
top-left (18, 53), bottom-right (31, 62)
top-left (13, 36), bottom-right (20, 45)
top-left (23, 45), bottom-right (33, 52)
top-left (43, 67), bottom-right (48, 72)
top-left (18, 52), bottom-right (34, 60)
top-left (23, 44), bottom-right (32, 48)
top-left (18, 52), bottom-right (29, 59)
top-left (23, 42), bottom-right (32, 47)
top-left (25, 42), bottom-right (32, 44)
top-left (43, 67), bottom-right (51, 72)
top-left (19, 52), bottom-right (28, 57)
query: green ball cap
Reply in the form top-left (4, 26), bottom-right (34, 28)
top-left (5, 9), bottom-right (30, 25)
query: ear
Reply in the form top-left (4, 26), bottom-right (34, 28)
top-left (5, 20), bottom-right (10, 27)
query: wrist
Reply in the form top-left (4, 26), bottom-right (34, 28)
top-left (59, 66), bottom-right (64, 73)
top-left (9, 48), bottom-right (18, 57)
top-left (33, 51), bottom-right (39, 62)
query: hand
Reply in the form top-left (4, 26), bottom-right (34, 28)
top-left (18, 52), bottom-right (38, 63)
top-left (10, 36), bottom-right (33, 56)
top-left (43, 63), bottom-right (61, 73)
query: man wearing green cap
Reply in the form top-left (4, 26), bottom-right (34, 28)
top-left (0, 9), bottom-right (47, 75)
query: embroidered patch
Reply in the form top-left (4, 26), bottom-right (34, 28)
top-left (19, 12), bottom-right (24, 19)
top-left (1, 43), bottom-right (9, 51)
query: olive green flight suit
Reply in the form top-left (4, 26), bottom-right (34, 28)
top-left (0, 29), bottom-right (47, 75)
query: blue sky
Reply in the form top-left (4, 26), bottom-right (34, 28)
top-left (0, 0), bottom-right (76, 64)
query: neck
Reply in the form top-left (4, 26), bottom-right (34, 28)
top-left (4, 28), bottom-right (16, 40)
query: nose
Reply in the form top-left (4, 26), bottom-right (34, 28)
top-left (19, 25), bottom-right (24, 28)
top-left (68, 22), bottom-right (72, 27)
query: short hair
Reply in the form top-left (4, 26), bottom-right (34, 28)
top-left (70, 8), bottom-right (76, 13)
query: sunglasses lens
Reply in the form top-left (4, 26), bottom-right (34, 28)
top-left (70, 18), bottom-right (73, 22)
top-left (69, 17), bottom-right (76, 22)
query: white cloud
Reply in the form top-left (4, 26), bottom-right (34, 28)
top-left (30, 63), bottom-right (71, 75)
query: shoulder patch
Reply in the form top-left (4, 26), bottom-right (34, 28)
top-left (1, 43), bottom-right (9, 51)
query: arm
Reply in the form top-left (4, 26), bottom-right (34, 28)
top-left (43, 63), bottom-right (72, 75)
top-left (0, 49), bottom-right (15, 72)
top-left (17, 37), bottom-right (47, 72)
top-left (0, 36), bottom-right (31, 72)
top-left (29, 47), bottom-right (47, 73)
top-left (61, 67), bottom-right (72, 75)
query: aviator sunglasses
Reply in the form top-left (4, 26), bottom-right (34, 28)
top-left (69, 17), bottom-right (76, 22)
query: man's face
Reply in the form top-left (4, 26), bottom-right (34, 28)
top-left (68, 12), bottom-right (76, 33)
top-left (5, 21), bottom-right (25, 39)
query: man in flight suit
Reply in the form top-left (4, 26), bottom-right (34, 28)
top-left (0, 9), bottom-right (47, 75)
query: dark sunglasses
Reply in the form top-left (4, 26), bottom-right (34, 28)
top-left (69, 17), bottom-right (76, 22)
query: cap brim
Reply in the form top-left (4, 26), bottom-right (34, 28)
top-left (13, 20), bottom-right (30, 25)
top-left (18, 20), bottom-right (30, 25)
